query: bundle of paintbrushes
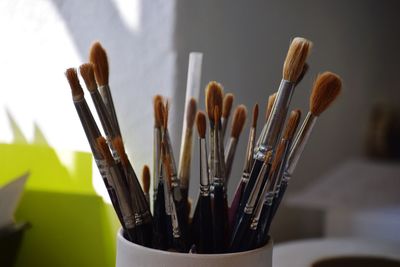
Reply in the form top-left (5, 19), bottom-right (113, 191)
top-left (64, 37), bottom-right (342, 253)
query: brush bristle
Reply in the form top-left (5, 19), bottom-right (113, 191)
top-left (271, 142), bottom-right (285, 173)
top-left (283, 37), bottom-right (312, 82)
top-left (89, 41), bottom-right (109, 86)
top-left (186, 98), bottom-right (197, 129)
top-left (96, 136), bottom-right (113, 164)
top-left (213, 106), bottom-right (221, 126)
top-left (163, 101), bottom-right (169, 130)
top-left (155, 99), bottom-right (165, 130)
top-left (252, 103), bottom-right (259, 128)
top-left (231, 105), bottom-right (247, 139)
top-left (310, 72), bottom-right (342, 116)
top-left (283, 109), bottom-right (302, 140)
top-left (222, 93), bottom-right (234, 119)
top-left (153, 95), bottom-right (163, 128)
top-left (141, 165), bottom-right (150, 193)
top-left (265, 92), bottom-right (277, 122)
top-left (112, 136), bottom-right (129, 166)
top-left (295, 63), bottom-right (309, 86)
top-left (196, 111), bottom-right (207, 138)
top-left (65, 68), bottom-right (84, 100)
top-left (79, 63), bottom-right (97, 92)
top-left (205, 81), bottom-right (224, 123)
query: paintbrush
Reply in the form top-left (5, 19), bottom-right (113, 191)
top-left (193, 111), bottom-right (213, 253)
top-left (272, 71), bottom-right (342, 217)
top-left (229, 151), bottom-right (272, 252)
top-left (251, 110), bottom-right (301, 248)
top-left (221, 93), bottom-right (234, 141)
top-left (65, 68), bottom-right (124, 224)
top-left (141, 165), bottom-right (151, 205)
top-left (237, 38), bottom-right (312, 224)
top-left (152, 96), bottom-right (168, 249)
top-left (96, 136), bottom-right (137, 241)
top-left (229, 103), bottom-right (258, 230)
top-left (224, 105), bottom-right (247, 184)
top-left (112, 137), bottom-right (153, 248)
top-left (205, 81), bottom-right (224, 176)
top-left (211, 106), bottom-right (229, 252)
top-left (178, 98), bottom-right (197, 206)
top-left (89, 42), bottom-right (122, 138)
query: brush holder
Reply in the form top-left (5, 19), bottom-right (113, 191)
top-left (116, 228), bottom-right (273, 267)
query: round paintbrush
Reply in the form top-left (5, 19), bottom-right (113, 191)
top-left (221, 93), bottom-right (234, 141)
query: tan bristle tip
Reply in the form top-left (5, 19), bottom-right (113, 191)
top-left (79, 63), bottom-right (97, 92)
top-left (186, 98), bottom-right (197, 129)
top-left (310, 71), bottom-right (342, 116)
top-left (252, 103), bottom-right (259, 128)
top-left (231, 105), bottom-right (247, 139)
top-left (141, 165), bottom-right (150, 193)
top-left (205, 81), bottom-right (224, 122)
top-left (222, 93), bottom-right (234, 118)
top-left (153, 95), bottom-right (163, 128)
top-left (283, 37), bottom-right (312, 82)
top-left (96, 136), bottom-right (113, 163)
top-left (266, 92), bottom-right (277, 121)
top-left (112, 137), bottom-right (129, 165)
top-left (283, 109), bottom-right (302, 140)
top-left (65, 68), bottom-right (84, 99)
top-left (89, 41), bottom-right (109, 86)
top-left (196, 111), bottom-right (207, 138)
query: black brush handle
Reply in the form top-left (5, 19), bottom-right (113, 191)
top-left (271, 180), bottom-right (288, 219)
top-left (229, 180), bottom-right (245, 232)
top-left (133, 222), bottom-right (154, 248)
top-left (241, 228), bottom-right (257, 251)
top-left (229, 212), bottom-right (252, 252)
top-left (255, 203), bottom-right (273, 248)
top-left (152, 182), bottom-right (168, 250)
top-left (174, 198), bottom-right (189, 248)
top-left (197, 196), bottom-right (213, 254)
top-left (212, 185), bottom-right (228, 253)
top-left (173, 236), bottom-right (187, 253)
top-left (235, 159), bottom-right (263, 228)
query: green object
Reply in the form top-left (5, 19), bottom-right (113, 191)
top-left (0, 143), bottom-right (119, 267)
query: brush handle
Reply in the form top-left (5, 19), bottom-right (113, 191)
top-left (271, 180), bottom-right (288, 219)
top-left (153, 181), bottom-right (168, 250)
top-left (174, 198), bottom-right (189, 248)
top-left (98, 84), bottom-right (122, 137)
top-left (255, 203), bottom-right (273, 248)
top-left (197, 195), bottom-right (213, 254)
top-left (212, 185), bottom-right (228, 253)
top-left (229, 212), bottom-right (252, 252)
top-left (229, 178), bottom-right (246, 231)
top-left (131, 222), bottom-right (154, 248)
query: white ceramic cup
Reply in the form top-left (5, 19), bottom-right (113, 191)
top-left (116, 229), bottom-right (273, 267)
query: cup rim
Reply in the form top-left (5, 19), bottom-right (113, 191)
top-left (117, 228), bottom-right (273, 258)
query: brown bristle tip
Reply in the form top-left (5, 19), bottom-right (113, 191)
top-left (205, 81), bottom-right (224, 122)
top-left (265, 92), bottom-right (277, 121)
top-left (271, 142), bottom-right (285, 173)
top-left (163, 101), bottom-right (169, 129)
top-left (141, 165), bottom-right (150, 193)
top-left (196, 111), bottom-right (207, 138)
top-left (112, 137), bottom-right (129, 165)
top-left (96, 136), bottom-right (113, 164)
top-left (222, 93), bottom-right (234, 119)
top-left (89, 41), bottom-right (109, 86)
top-left (231, 105), bottom-right (247, 139)
top-left (186, 98), bottom-right (197, 129)
top-left (213, 106), bottom-right (221, 125)
top-left (310, 72), bottom-right (342, 116)
top-left (161, 143), bottom-right (173, 186)
top-left (153, 95), bottom-right (164, 128)
top-left (65, 68), bottom-right (84, 100)
top-left (283, 37), bottom-right (313, 82)
top-left (79, 63), bottom-right (97, 92)
top-left (283, 109), bottom-right (302, 140)
top-left (252, 103), bottom-right (259, 128)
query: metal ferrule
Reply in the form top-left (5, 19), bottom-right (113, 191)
top-left (95, 158), bottom-right (109, 180)
top-left (245, 161), bottom-right (270, 211)
top-left (200, 138), bottom-right (210, 196)
top-left (169, 194), bottom-right (181, 238)
top-left (153, 127), bottom-right (161, 192)
top-left (240, 172), bottom-right (250, 183)
top-left (285, 112), bottom-right (318, 177)
top-left (178, 129), bottom-right (193, 189)
top-left (212, 120), bottom-right (225, 186)
top-left (243, 127), bottom-right (256, 175)
top-left (163, 177), bottom-right (172, 215)
top-left (257, 79), bottom-right (295, 153)
top-left (164, 130), bottom-right (182, 201)
top-left (224, 137), bottom-right (237, 183)
top-left (98, 84), bottom-right (122, 137)
top-left (208, 122), bottom-right (215, 177)
top-left (108, 164), bottom-right (135, 228)
top-left (74, 99), bottom-right (102, 159)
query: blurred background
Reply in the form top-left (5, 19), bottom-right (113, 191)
top-left (1, 0), bottom-right (400, 266)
